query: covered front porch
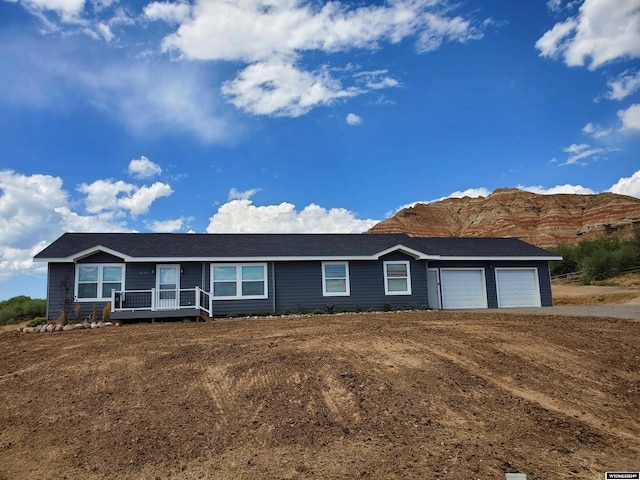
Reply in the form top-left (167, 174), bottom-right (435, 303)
top-left (110, 287), bottom-right (213, 321)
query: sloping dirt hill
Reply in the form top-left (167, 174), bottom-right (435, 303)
top-left (1, 312), bottom-right (639, 480)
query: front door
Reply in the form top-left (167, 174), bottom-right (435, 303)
top-left (427, 268), bottom-right (441, 309)
top-left (156, 265), bottom-right (180, 309)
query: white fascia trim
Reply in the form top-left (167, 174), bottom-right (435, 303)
top-left (375, 244), bottom-right (425, 259)
top-left (105, 255), bottom-right (384, 262)
top-left (427, 255), bottom-right (563, 261)
top-left (37, 252), bottom-right (562, 263)
top-left (37, 255), bottom-right (381, 263)
top-left (36, 245), bottom-right (133, 263)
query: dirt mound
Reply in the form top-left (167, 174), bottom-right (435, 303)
top-left (369, 188), bottom-right (640, 248)
top-left (1, 312), bottom-right (639, 479)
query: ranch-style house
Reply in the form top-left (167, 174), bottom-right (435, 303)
top-left (34, 232), bottom-right (562, 321)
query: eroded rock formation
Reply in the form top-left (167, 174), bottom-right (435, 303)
top-left (369, 188), bottom-right (640, 248)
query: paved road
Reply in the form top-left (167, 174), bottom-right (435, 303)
top-left (492, 305), bottom-right (640, 321)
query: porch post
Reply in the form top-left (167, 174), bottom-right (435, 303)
top-left (151, 288), bottom-right (156, 311)
top-left (111, 289), bottom-right (115, 312)
top-left (195, 286), bottom-right (201, 310)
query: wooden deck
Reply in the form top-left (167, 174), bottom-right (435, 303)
top-left (110, 308), bottom-right (203, 321)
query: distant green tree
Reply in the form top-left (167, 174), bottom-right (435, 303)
top-left (0, 296), bottom-right (46, 325)
top-left (551, 234), bottom-right (640, 283)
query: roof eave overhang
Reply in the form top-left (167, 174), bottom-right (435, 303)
top-left (426, 255), bottom-right (563, 261)
top-left (34, 245), bottom-right (134, 263)
top-left (36, 254), bottom-right (563, 263)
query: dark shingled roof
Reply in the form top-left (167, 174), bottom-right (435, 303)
top-left (34, 233), bottom-right (559, 260)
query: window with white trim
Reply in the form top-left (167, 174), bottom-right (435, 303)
top-left (383, 261), bottom-right (411, 295)
top-left (76, 264), bottom-right (124, 301)
top-left (322, 262), bottom-right (350, 296)
top-left (211, 264), bottom-right (267, 299)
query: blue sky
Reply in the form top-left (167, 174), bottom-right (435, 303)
top-left (1, 0), bottom-right (640, 300)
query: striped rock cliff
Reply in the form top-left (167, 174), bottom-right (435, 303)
top-left (368, 188), bottom-right (640, 248)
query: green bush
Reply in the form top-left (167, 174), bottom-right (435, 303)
top-left (26, 317), bottom-right (47, 328)
top-left (551, 234), bottom-right (640, 283)
top-left (0, 296), bottom-right (46, 325)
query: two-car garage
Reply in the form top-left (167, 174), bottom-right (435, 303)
top-left (429, 267), bottom-right (542, 309)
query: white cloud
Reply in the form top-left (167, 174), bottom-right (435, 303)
top-left (353, 70), bottom-right (399, 90)
top-left (209, 187), bottom-right (378, 232)
top-left (618, 103), bottom-right (640, 130)
top-left (437, 187), bottom-right (491, 201)
top-left (346, 113), bottom-right (363, 125)
top-left (144, 217), bottom-right (193, 233)
top-left (416, 12), bottom-right (483, 52)
top-left (222, 60), bottom-right (360, 117)
top-left (0, 34), bottom-right (233, 143)
top-left (143, 1), bottom-right (192, 24)
top-left (519, 184), bottom-right (596, 195)
top-left (77, 179), bottom-right (173, 217)
top-left (561, 142), bottom-right (608, 165)
top-left (546, 0), bottom-right (563, 12)
top-left (151, 0), bottom-right (486, 117)
top-left (0, 170), bottom-right (70, 248)
top-left (536, 0), bottom-right (640, 70)
top-left (0, 170), bottom-right (131, 283)
top-left (128, 156), bottom-right (163, 179)
top-left (582, 122), bottom-right (612, 138)
top-left (20, 0), bottom-right (86, 21)
top-left (606, 70), bottom-right (640, 100)
top-left (608, 170), bottom-right (640, 198)
top-left (228, 188), bottom-right (261, 201)
top-left (535, 18), bottom-right (578, 61)
top-left (159, 0), bottom-right (483, 63)
top-left (96, 22), bottom-right (114, 42)
top-left (207, 192), bottom-right (378, 233)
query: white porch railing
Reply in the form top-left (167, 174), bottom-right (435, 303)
top-left (111, 287), bottom-right (212, 317)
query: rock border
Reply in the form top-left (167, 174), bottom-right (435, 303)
top-left (18, 321), bottom-right (120, 333)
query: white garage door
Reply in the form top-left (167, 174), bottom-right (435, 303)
top-left (440, 269), bottom-right (487, 309)
top-left (495, 268), bottom-right (541, 308)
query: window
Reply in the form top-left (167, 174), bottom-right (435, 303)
top-left (384, 261), bottom-right (411, 295)
top-left (322, 262), bottom-right (350, 296)
top-left (76, 264), bottom-right (124, 301)
top-left (211, 264), bottom-right (267, 299)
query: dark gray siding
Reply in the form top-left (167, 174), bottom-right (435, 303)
top-left (210, 263), bottom-right (274, 317)
top-left (124, 263), bottom-right (156, 290)
top-left (44, 257), bottom-right (554, 320)
top-left (429, 260), bottom-right (554, 308)
top-left (122, 262), bottom-right (207, 290)
top-left (47, 261), bottom-right (214, 321)
top-left (272, 254), bottom-right (429, 315)
top-left (46, 263), bottom-right (112, 321)
top-left (46, 263), bottom-right (74, 321)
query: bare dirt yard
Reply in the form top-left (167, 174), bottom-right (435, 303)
top-left (1, 311), bottom-right (639, 480)
top-left (553, 273), bottom-right (640, 306)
